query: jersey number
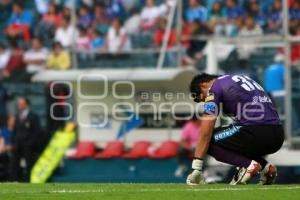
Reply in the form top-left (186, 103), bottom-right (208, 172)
top-left (232, 75), bottom-right (264, 92)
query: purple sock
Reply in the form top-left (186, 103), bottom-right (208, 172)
top-left (207, 144), bottom-right (251, 168)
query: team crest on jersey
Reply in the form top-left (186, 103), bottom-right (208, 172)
top-left (204, 102), bottom-right (217, 113)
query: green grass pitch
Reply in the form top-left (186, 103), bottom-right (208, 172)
top-left (0, 183), bottom-right (299, 200)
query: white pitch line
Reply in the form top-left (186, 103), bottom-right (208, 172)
top-left (50, 186), bottom-right (300, 194)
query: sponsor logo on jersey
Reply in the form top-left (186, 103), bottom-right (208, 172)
top-left (214, 126), bottom-right (242, 141)
top-left (252, 95), bottom-right (272, 104)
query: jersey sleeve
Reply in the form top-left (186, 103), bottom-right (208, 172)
top-left (203, 81), bottom-right (223, 116)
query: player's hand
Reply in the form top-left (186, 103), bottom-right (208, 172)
top-left (186, 159), bottom-right (205, 185)
top-left (186, 170), bottom-right (205, 185)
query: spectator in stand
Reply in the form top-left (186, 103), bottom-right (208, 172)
top-left (123, 0), bottom-right (140, 13)
top-left (2, 41), bottom-right (27, 81)
top-left (154, 18), bottom-right (176, 66)
top-left (77, 26), bottom-right (91, 49)
top-left (47, 42), bottom-right (71, 70)
top-left (224, 0), bottom-right (245, 19)
top-left (78, 5), bottom-right (93, 29)
top-left (0, 0), bottom-right (13, 24)
top-left (76, 26), bottom-right (91, 60)
top-left (239, 15), bottom-right (263, 37)
top-left (266, 0), bottom-right (283, 33)
top-left (9, 97), bottom-right (41, 182)
top-left (124, 8), bottom-right (142, 35)
top-left (92, 3), bottom-right (112, 34)
top-left (0, 84), bottom-right (13, 171)
top-left (0, 117), bottom-right (12, 181)
top-left (40, 3), bottom-right (62, 27)
top-left (23, 38), bottom-right (48, 74)
top-left (35, 3), bottom-right (62, 40)
top-left (263, 54), bottom-right (298, 130)
top-left (106, 18), bottom-right (132, 54)
top-left (264, 53), bottom-right (285, 109)
top-left (234, 15), bottom-right (244, 34)
top-left (261, 0), bottom-right (275, 13)
top-left (221, 0), bottom-right (245, 36)
top-left (90, 29), bottom-right (105, 51)
top-left (238, 15), bottom-right (263, 66)
top-left (246, 0), bottom-right (265, 27)
top-left (81, 0), bottom-right (93, 7)
top-left (140, 0), bottom-right (161, 31)
top-left (185, 0), bottom-right (208, 23)
top-left (174, 116), bottom-right (201, 177)
top-left (107, 0), bottom-right (126, 19)
top-left (289, 0), bottom-right (300, 35)
top-left (296, 25), bottom-right (300, 36)
top-left (208, 1), bottom-right (225, 34)
top-left (154, 18), bottom-right (176, 48)
top-left (55, 17), bottom-right (78, 48)
top-left (34, 0), bottom-right (49, 15)
top-left (62, 5), bottom-right (72, 19)
top-left (0, 83), bottom-right (9, 127)
top-left (184, 21), bottom-right (212, 65)
top-left (0, 43), bottom-right (10, 74)
top-left (181, 20), bottom-right (192, 48)
top-left (157, 0), bottom-right (176, 18)
top-left (5, 2), bottom-right (33, 42)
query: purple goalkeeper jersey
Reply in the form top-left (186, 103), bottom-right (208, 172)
top-left (203, 75), bottom-right (281, 125)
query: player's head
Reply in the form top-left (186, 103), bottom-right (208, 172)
top-left (190, 73), bottom-right (219, 103)
top-left (17, 96), bottom-right (30, 111)
top-left (13, 2), bottom-right (24, 14)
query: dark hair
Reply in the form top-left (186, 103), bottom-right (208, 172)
top-left (189, 73), bottom-right (219, 103)
top-left (53, 41), bottom-right (63, 49)
top-left (19, 96), bottom-right (30, 105)
top-left (229, 0), bottom-right (238, 4)
top-left (62, 16), bottom-right (71, 23)
top-left (79, 5), bottom-right (89, 10)
top-left (9, 40), bottom-right (19, 49)
top-left (95, 2), bottom-right (106, 8)
top-left (24, 97), bottom-right (30, 105)
top-left (112, 18), bottom-right (123, 26)
top-left (93, 29), bottom-right (103, 36)
top-left (13, 1), bottom-right (24, 9)
top-left (48, 3), bottom-right (58, 14)
top-left (78, 25), bottom-right (87, 33)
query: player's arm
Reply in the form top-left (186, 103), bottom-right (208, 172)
top-left (186, 115), bottom-right (216, 185)
top-left (187, 85), bottom-right (221, 185)
top-left (194, 115), bottom-right (216, 159)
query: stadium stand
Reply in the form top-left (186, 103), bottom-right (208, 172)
top-left (122, 141), bottom-right (151, 159)
top-left (0, 0), bottom-right (299, 71)
top-left (149, 141), bottom-right (178, 159)
top-left (94, 141), bottom-right (124, 159)
top-left (68, 141), bottom-right (97, 159)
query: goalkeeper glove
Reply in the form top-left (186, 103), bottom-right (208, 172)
top-left (186, 159), bottom-right (205, 185)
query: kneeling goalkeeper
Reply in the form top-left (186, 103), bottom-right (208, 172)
top-left (187, 73), bottom-right (284, 185)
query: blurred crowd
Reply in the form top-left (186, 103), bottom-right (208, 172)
top-left (0, 0), bottom-right (299, 77)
